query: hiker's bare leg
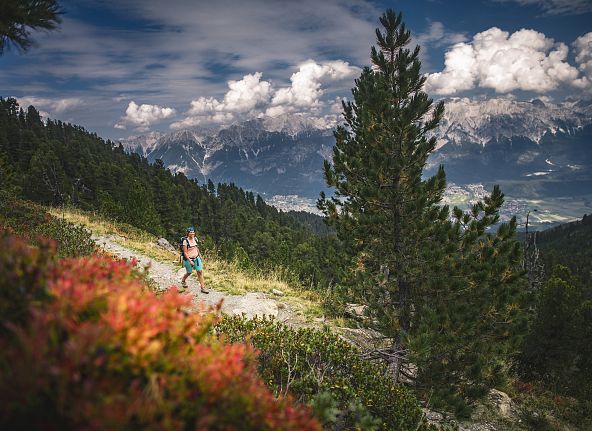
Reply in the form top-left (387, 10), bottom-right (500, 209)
top-left (197, 270), bottom-right (205, 288)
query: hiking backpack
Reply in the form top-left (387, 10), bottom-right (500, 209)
top-left (179, 236), bottom-right (197, 262)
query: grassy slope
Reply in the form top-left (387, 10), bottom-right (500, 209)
top-left (49, 206), bottom-right (328, 321)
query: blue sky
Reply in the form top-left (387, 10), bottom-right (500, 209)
top-left (1, 0), bottom-right (591, 139)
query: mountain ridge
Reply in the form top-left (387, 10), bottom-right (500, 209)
top-left (120, 97), bottom-right (592, 199)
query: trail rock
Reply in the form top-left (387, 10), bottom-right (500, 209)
top-left (271, 288), bottom-right (284, 296)
top-left (227, 293), bottom-right (279, 319)
top-left (488, 389), bottom-right (513, 418)
top-left (344, 303), bottom-right (367, 318)
top-left (156, 238), bottom-right (176, 253)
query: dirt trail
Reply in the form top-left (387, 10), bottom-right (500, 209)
top-left (93, 234), bottom-right (304, 325)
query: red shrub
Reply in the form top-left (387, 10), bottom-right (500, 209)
top-left (0, 233), bottom-right (320, 430)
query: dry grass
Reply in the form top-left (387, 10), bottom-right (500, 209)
top-left (48, 207), bottom-right (176, 263)
top-left (48, 206), bottom-right (327, 320)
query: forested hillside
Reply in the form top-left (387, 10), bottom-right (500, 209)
top-left (0, 97), bottom-right (345, 288)
top-left (535, 214), bottom-right (592, 285)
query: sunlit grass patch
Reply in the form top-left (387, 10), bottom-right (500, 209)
top-left (203, 258), bottom-right (325, 319)
top-left (48, 207), bottom-right (177, 262)
top-left (47, 206), bottom-right (328, 322)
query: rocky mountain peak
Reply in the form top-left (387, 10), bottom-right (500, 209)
top-left (435, 97), bottom-right (592, 148)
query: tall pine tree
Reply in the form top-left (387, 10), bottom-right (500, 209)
top-left (319, 9), bottom-right (526, 412)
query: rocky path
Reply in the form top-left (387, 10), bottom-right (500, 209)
top-left (93, 234), bottom-right (303, 325)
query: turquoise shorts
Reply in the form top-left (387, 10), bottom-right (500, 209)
top-left (183, 257), bottom-right (203, 273)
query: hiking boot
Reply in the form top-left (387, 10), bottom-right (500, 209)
top-left (179, 280), bottom-right (188, 292)
top-left (200, 286), bottom-right (209, 294)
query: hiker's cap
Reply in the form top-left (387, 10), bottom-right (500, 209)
top-left (186, 226), bottom-right (195, 233)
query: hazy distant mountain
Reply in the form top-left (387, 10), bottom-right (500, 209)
top-left (427, 97), bottom-right (592, 198)
top-left (120, 98), bottom-right (592, 199)
top-left (120, 114), bottom-right (335, 196)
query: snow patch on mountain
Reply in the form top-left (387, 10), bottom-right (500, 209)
top-left (120, 131), bottom-right (163, 156)
top-left (261, 113), bottom-right (336, 136)
top-left (436, 97), bottom-right (592, 148)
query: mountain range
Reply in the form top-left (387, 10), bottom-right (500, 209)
top-left (121, 114), bottom-right (335, 197)
top-left (121, 97), bottom-right (592, 203)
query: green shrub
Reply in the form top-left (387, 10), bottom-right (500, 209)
top-left (215, 316), bottom-right (429, 430)
top-left (0, 196), bottom-right (95, 257)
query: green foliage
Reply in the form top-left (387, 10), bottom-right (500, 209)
top-left (0, 0), bottom-right (61, 55)
top-left (408, 187), bottom-right (528, 414)
top-left (535, 214), bottom-right (592, 286)
top-left (509, 380), bottom-right (592, 431)
top-left (0, 97), bottom-right (347, 292)
top-left (0, 195), bottom-right (95, 257)
top-left (215, 316), bottom-right (428, 431)
top-left (519, 266), bottom-right (592, 401)
top-left (288, 210), bottom-right (334, 236)
top-left (318, 9), bottom-right (528, 412)
top-left (0, 231), bottom-right (320, 430)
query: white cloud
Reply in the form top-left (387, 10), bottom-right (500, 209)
top-left (16, 96), bottom-right (84, 114)
top-left (173, 61), bottom-right (358, 128)
top-left (494, 0), bottom-right (592, 15)
top-left (222, 72), bottom-right (272, 112)
top-left (415, 21), bottom-right (468, 48)
top-left (188, 72), bottom-right (271, 115)
top-left (270, 60), bottom-right (358, 109)
top-left (426, 27), bottom-right (586, 95)
top-left (116, 101), bottom-right (176, 129)
top-left (425, 43), bottom-right (477, 95)
top-left (174, 72), bottom-right (271, 128)
top-left (188, 97), bottom-right (224, 115)
top-left (573, 32), bottom-right (592, 89)
top-left (170, 112), bottom-right (234, 130)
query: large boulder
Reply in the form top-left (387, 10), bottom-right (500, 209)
top-left (488, 389), bottom-right (514, 418)
top-left (344, 303), bottom-right (367, 319)
top-left (156, 237), bottom-right (176, 253)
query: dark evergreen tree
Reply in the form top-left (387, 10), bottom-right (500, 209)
top-left (0, 0), bottom-right (61, 55)
top-left (520, 266), bottom-right (592, 401)
top-left (319, 9), bottom-right (526, 412)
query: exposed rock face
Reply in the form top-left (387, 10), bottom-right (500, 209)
top-left (120, 114), bottom-right (334, 198)
top-left (121, 99), bottom-right (592, 201)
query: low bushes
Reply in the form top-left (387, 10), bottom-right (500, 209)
top-left (216, 316), bottom-right (428, 431)
top-left (0, 195), bottom-right (96, 257)
top-left (0, 231), bottom-right (320, 430)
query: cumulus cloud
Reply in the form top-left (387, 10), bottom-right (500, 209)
top-left (170, 112), bottom-right (234, 130)
top-left (494, 0), bottom-right (592, 16)
top-left (116, 101), bottom-right (176, 130)
top-left (188, 72), bottom-right (271, 115)
top-left (269, 60), bottom-right (358, 110)
top-left (171, 72), bottom-right (270, 128)
top-left (573, 32), bottom-right (592, 88)
top-left (16, 96), bottom-right (84, 114)
top-left (425, 27), bottom-right (587, 95)
top-left (172, 60), bottom-right (358, 129)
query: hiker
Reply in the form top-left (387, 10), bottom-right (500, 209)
top-left (180, 226), bottom-right (209, 294)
